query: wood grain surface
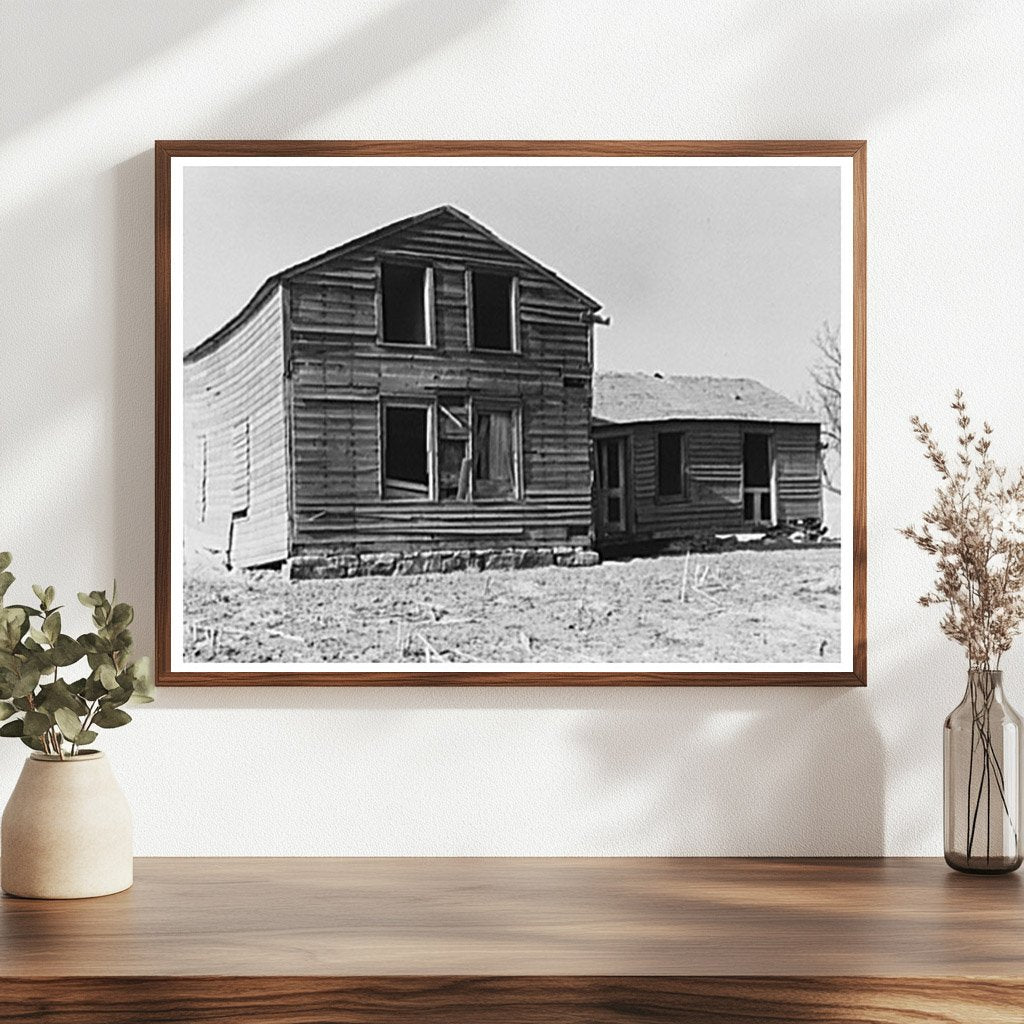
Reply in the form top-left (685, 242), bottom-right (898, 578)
top-left (155, 139), bottom-right (867, 687)
top-left (1, 857), bottom-right (1020, 1023)
top-left (0, 976), bottom-right (1022, 1024)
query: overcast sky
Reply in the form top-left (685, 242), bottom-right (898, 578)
top-left (183, 162), bottom-right (840, 401)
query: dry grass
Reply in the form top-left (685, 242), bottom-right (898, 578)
top-left (183, 547), bottom-right (841, 666)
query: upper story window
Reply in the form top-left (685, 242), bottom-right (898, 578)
top-left (381, 263), bottom-right (434, 346)
top-left (469, 270), bottom-right (519, 352)
top-left (656, 430), bottom-right (687, 500)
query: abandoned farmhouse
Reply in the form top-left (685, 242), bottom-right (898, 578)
top-left (183, 206), bottom-right (825, 576)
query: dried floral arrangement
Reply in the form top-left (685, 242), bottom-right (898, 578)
top-left (902, 391), bottom-right (1024, 670)
top-left (0, 553), bottom-right (153, 759)
top-left (903, 391), bottom-right (1024, 867)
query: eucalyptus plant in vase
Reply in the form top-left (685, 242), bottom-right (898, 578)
top-left (903, 392), bottom-right (1024, 873)
top-left (0, 553), bottom-right (153, 898)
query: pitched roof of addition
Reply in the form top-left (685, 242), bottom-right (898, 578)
top-left (592, 372), bottom-right (820, 426)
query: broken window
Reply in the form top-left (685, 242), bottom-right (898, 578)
top-left (438, 400), bottom-right (471, 501)
top-left (383, 405), bottom-right (430, 499)
top-left (656, 431), bottom-right (686, 498)
top-left (471, 271), bottom-right (517, 351)
top-left (381, 263), bottom-right (432, 346)
top-left (473, 408), bottom-right (517, 499)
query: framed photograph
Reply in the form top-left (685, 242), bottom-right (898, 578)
top-left (156, 141), bottom-right (865, 686)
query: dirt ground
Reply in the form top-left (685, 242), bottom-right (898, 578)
top-left (183, 547), bottom-right (842, 666)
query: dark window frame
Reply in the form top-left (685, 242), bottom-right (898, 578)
top-left (655, 428), bottom-right (688, 502)
top-left (377, 261), bottom-right (435, 348)
top-left (741, 429), bottom-right (776, 525)
top-left (380, 399), bottom-right (435, 502)
top-left (466, 268), bottom-right (520, 354)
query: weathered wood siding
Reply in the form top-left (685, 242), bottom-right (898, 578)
top-left (775, 422), bottom-right (824, 521)
top-left (286, 212), bottom-right (595, 553)
top-left (594, 419), bottom-right (821, 544)
top-left (183, 288), bottom-right (290, 567)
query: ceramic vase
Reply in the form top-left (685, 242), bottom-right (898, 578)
top-left (1, 751), bottom-right (133, 898)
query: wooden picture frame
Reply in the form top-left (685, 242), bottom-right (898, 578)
top-left (156, 140), bottom-right (866, 686)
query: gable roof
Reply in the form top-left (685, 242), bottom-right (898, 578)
top-left (185, 205), bottom-right (602, 363)
top-left (593, 372), bottom-right (819, 426)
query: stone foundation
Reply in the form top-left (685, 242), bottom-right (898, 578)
top-left (286, 545), bottom-right (599, 580)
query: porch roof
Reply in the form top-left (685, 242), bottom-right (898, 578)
top-left (592, 372), bottom-right (820, 426)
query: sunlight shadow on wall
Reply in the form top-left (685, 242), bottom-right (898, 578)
top-left (0, 1), bottom-right (245, 138)
top-left (723, 2), bottom-right (974, 134)
top-left (102, 0), bottom-right (509, 658)
top-left (569, 686), bottom-right (884, 855)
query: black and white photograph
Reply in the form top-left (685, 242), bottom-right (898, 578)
top-left (161, 147), bottom-right (860, 682)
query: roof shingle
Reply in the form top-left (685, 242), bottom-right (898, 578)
top-left (593, 372), bottom-right (819, 426)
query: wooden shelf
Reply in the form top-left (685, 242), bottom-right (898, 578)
top-left (2, 857), bottom-right (1021, 1022)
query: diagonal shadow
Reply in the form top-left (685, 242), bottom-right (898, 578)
top-left (0, 0), bottom-right (244, 138)
top-left (191, 0), bottom-right (506, 138)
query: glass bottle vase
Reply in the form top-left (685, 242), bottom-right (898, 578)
top-left (944, 669), bottom-right (1023, 873)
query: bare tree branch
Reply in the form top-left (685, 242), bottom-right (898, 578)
top-left (806, 320), bottom-right (841, 495)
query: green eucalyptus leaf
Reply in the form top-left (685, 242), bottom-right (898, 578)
top-left (79, 634), bottom-right (111, 655)
top-left (0, 553), bottom-right (11, 573)
top-left (53, 707), bottom-right (84, 741)
top-left (74, 730), bottom-right (98, 746)
top-left (77, 592), bottom-right (99, 608)
top-left (0, 719), bottom-right (24, 738)
top-left (12, 697), bottom-right (33, 712)
top-left (22, 711), bottom-right (50, 738)
top-left (83, 675), bottom-right (108, 701)
top-left (110, 603), bottom-right (133, 629)
top-left (28, 627), bottom-right (48, 646)
top-left (98, 663), bottom-right (118, 690)
top-left (0, 572), bottom-right (14, 601)
top-left (49, 635), bottom-right (85, 667)
top-left (19, 734), bottom-right (45, 751)
top-left (8, 605), bottom-right (42, 619)
top-left (0, 651), bottom-right (19, 674)
top-left (0, 701), bottom-right (16, 721)
top-left (0, 607), bottom-right (27, 651)
top-left (104, 685), bottom-right (132, 708)
top-left (37, 679), bottom-right (88, 716)
top-left (11, 665), bottom-right (41, 699)
top-left (31, 584), bottom-right (46, 606)
top-left (42, 611), bottom-right (60, 644)
top-left (93, 705), bottom-right (131, 729)
top-left (44, 586), bottom-right (55, 608)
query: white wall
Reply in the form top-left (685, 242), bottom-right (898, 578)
top-left (1, 0), bottom-right (1021, 855)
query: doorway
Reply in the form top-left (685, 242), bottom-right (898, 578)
top-left (742, 432), bottom-right (775, 526)
top-left (596, 437), bottom-right (628, 534)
